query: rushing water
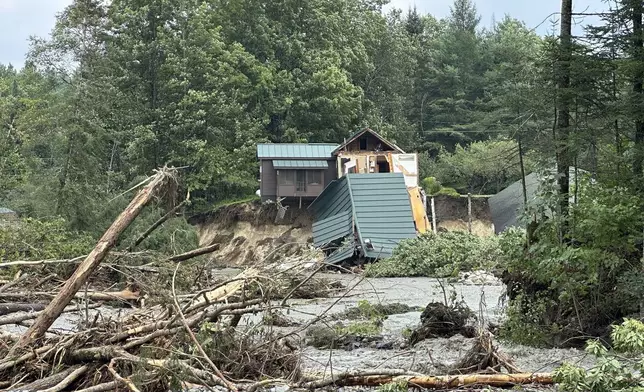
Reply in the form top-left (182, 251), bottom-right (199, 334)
top-left (2, 268), bottom-right (593, 384)
top-left (269, 272), bottom-right (594, 376)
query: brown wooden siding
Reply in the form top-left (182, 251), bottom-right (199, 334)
top-left (261, 159), bottom-right (338, 201)
top-left (260, 160), bottom-right (277, 200)
top-left (325, 160), bottom-right (337, 187)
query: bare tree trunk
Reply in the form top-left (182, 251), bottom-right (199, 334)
top-left (632, 0), bottom-right (644, 177)
top-left (13, 169), bottom-right (175, 350)
top-left (557, 0), bottom-right (573, 243)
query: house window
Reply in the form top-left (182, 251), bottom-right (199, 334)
top-left (278, 170), bottom-right (294, 185)
top-left (308, 171), bottom-right (322, 185)
top-left (359, 137), bottom-right (368, 150)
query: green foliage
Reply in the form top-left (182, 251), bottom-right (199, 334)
top-left (427, 139), bottom-right (535, 194)
top-left (500, 292), bottom-right (557, 347)
top-left (0, 218), bottom-right (94, 262)
top-left (377, 380), bottom-right (408, 392)
top-left (364, 231), bottom-right (502, 278)
top-left (335, 300), bottom-right (416, 322)
top-left (337, 320), bottom-right (382, 337)
top-left (554, 319), bottom-right (644, 392)
top-left (500, 178), bottom-right (644, 346)
top-left (421, 176), bottom-right (442, 195)
top-left (436, 187), bottom-right (461, 197)
top-left (122, 208), bottom-right (199, 255)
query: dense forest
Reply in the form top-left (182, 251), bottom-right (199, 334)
top-left (2, 0), bottom-right (644, 350)
top-left (1, 0), bottom-right (548, 225)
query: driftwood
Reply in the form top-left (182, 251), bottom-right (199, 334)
top-left (74, 288), bottom-right (140, 302)
top-left (13, 365), bottom-right (88, 392)
top-left (168, 243), bottom-right (220, 262)
top-left (14, 167), bottom-right (177, 349)
top-left (0, 302), bottom-right (46, 315)
top-left (453, 330), bottom-right (522, 374)
top-left (302, 372), bottom-right (553, 389)
top-left (0, 303), bottom-right (100, 326)
top-left (0, 167), bottom-right (558, 391)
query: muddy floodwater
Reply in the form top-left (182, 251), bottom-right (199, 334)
top-left (213, 269), bottom-right (593, 378)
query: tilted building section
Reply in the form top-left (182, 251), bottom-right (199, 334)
top-left (309, 173), bottom-right (417, 264)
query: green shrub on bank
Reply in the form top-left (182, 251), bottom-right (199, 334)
top-left (555, 318), bottom-right (644, 391)
top-left (0, 217), bottom-right (94, 262)
top-left (364, 231), bottom-right (503, 278)
top-left (500, 177), bottom-right (644, 347)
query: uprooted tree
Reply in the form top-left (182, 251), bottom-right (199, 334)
top-left (0, 167), bottom-right (557, 391)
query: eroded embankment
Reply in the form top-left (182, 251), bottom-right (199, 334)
top-left (190, 201), bottom-right (319, 266)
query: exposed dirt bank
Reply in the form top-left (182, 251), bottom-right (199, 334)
top-left (191, 202), bottom-right (318, 266)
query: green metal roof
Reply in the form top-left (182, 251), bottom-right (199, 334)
top-left (312, 210), bottom-right (352, 247)
top-left (272, 159), bottom-right (329, 169)
top-left (257, 143), bottom-right (338, 159)
top-left (310, 173), bottom-right (417, 264)
top-left (347, 173), bottom-right (416, 258)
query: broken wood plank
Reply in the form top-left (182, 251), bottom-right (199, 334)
top-left (304, 372), bottom-right (554, 389)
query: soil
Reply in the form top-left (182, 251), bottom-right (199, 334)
top-left (432, 195), bottom-right (495, 237)
top-left (193, 201), bottom-right (318, 266)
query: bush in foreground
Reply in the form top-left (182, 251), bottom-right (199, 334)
top-left (554, 318), bottom-right (644, 391)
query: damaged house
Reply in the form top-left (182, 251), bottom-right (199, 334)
top-left (257, 128), bottom-right (430, 265)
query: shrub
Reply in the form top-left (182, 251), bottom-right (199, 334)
top-left (364, 231), bottom-right (502, 278)
top-left (421, 176), bottom-right (442, 195)
top-left (0, 217), bottom-right (94, 262)
top-left (436, 187), bottom-right (460, 197)
top-left (554, 318), bottom-right (644, 391)
top-left (500, 177), bottom-right (643, 347)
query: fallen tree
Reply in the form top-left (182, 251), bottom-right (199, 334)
top-left (0, 167), bottom-right (557, 391)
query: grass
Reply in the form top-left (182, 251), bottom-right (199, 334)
top-left (211, 194), bottom-right (260, 210)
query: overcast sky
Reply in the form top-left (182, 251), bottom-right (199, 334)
top-left (1, 0), bottom-right (608, 69)
top-left (384, 0), bottom-right (607, 34)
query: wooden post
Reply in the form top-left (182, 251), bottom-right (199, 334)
top-left (13, 168), bottom-right (175, 350)
top-left (431, 197), bottom-right (437, 234)
top-left (467, 193), bottom-right (472, 234)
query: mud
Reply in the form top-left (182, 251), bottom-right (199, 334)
top-left (194, 202), bottom-right (318, 266)
top-left (210, 269), bottom-right (594, 378)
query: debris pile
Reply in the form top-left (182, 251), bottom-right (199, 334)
top-left (410, 302), bottom-right (477, 345)
top-left (0, 167), bottom-right (556, 391)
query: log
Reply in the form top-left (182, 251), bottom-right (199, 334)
top-left (74, 381), bottom-right (122, 392)
top-left (0, 303), bottom-right (101, 326)
top-left (126, 198), bottom-right (188, 252)
top-left (303, 372), bottom-right (554, 389)
top-left (14, 168), bottom-right (176, 349)
top-left (167, 243), bottom-right (220, 262)
top-left (0, 303), bottom-right (46, 316)
top-left (11, 366), bottom-right (83, 391)
top-left (0, 274), bottom-right (30, 293)
top-left (74, 288), bottom-right (140, 302)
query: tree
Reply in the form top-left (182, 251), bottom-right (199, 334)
top-left (556, 0), bottom-right (573, 240)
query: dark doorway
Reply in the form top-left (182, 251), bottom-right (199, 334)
top-left (359, 137), bottom-right (368, 150)
top-left (377, 159), bottom-right (390, 173)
